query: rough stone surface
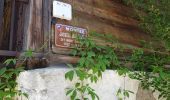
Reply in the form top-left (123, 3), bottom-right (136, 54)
top-left (17, 66), bottom-right (160, 100)
top-left (136, 85), bottom-right (156, 100)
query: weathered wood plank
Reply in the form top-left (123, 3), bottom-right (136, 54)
top-left (0, 1), bottom-right (12, 50)
top-left (54, 10), bottom-right (149, 48)
top-left (48, 54), bottom-right (79, 64)
top-left (42, 0), bottom-right (51, 53)
top-left (0, 0), bottom-right (4, 33)
top-left (74, 0), bottom-right (136, 19)
top-left (0, 50), bottom-right (19, 56)
top-left (62, 0), bottom-right (138, 28)
top-left (9, 0), bottom-right (16, 50)
top-left (15, 2), bottom-right (27, 51)
top-left (25, 0), bottom-right (43, 52)
top-left (16, 0), bottom-right (29, 3)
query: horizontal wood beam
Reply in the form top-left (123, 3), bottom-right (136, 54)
top-left (16, 0), bottom-right (29, 3)
top-left (0, 50), bottom-right (44, 58)
top-left (0, 50), bottom-right (19, 56)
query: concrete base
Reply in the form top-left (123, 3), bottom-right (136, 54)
top-left (17, 66), bottom-right (161, 100)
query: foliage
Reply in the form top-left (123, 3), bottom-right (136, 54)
top-left (65, 1), bottom-right (170, 99)
top-left (123, 0), bottom-right (170, 51)
top-left (116, 88), bottom-right (134, 100)
top-left (65, 34), bottom-right (119, 100)
top-left (120, 1), bottom-right (170, 99)
top-left (128, 49), bottom-right (170, 99)
top-left (65, 31), bottom-right (170, 100)
top-left (65, 33), bottom-right (136, 100)
top-left (0, 50), bottom-right (32, 100)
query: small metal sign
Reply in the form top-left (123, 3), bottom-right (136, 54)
top-left (53, 1), bottom-right (72, 20)
top-left (55, 24), bottom-right (87, 48)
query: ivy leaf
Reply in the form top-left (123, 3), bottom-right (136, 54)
top-left (65, 70), bottom-right (74, 81)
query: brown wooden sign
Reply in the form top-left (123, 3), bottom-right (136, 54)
top-left (55, 24), bottom-right (87, 48)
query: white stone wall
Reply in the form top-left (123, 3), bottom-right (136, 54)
top-left (17, 66), bottom-right (160, 100)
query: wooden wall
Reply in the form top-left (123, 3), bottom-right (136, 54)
top-left (0, 0), bottom-right (151, 64)
top-left (20, 0), bottom-right (149, 52)
top-left (55, 0), bottom-right (149, 46)
top-left (0, 0), bottom-right (12, 50)
top-left (52, 0), bottom-right (150, 55)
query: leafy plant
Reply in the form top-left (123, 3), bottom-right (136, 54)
top-left (0, 50), bottom-right (33, 100)
top-left (123, 0), bottom-right (170, 51)
top-left (65, 30), bottom-right (170, 100)
top-left (116, 88), bottom-right (134, 100)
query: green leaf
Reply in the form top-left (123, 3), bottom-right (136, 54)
top-left (84, 98), bottom-right (89, 100)
top-left (66, 89), bottom-right (73, 96)
top-left (24, 50), bottom-right (33, 58)
top-left (124, 91), bottom-right (129, 98)
top-left (67, 64), bottom-right (74, 68)
top-left (75, 83), bottom-right (80, 88)
top-left (4, 59), bottom-right (17, 65)
top-left (23, 93), bottom-right (29, 98)
top-left (76, 70), bottom-right (87, 80)
top-left (71, 90), bottom-right (77, 100)
top-left (65, 70), bottom-right (74, 81)
top-left (87, 51), bottom-right (95, 58)
top-left (100, 65), bottom-right (106, 72)
top-left (71, 50), bottom-right (77, 56)
top-left (0, 67), bottom-right (6, 75)
top-left (79, 57), bottom-right (86, 67)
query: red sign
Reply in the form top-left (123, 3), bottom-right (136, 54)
top-left (55, 24), bottom-right (87, 48)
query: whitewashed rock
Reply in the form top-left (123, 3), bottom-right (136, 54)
top-left (17, 65), bottom-right (160, 100)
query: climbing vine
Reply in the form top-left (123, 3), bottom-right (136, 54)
top-left (65, 31), bottom-right (170, 100)
top-left (65, 1), bottom-right (170, 100)
top-left (123, 0), bottom-right (170, 51)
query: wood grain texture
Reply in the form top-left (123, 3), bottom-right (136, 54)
top-left (25, 0), bottom-right (44, 52)
top-left (14, 2), bottom-right (29, 51)
top-left (63, 0), bottom-right (138, 28)
top-left (11, 0), bottom-right (163, 65)
top-left (53, 10), bottom-right (149, 54)
top-left (0, 1), bottom-right (12, 50)
top-left (0, 0), bottom-right (4, 34)
top-left (49, 0), bottom-right (155, 64)
top-left (52, 0), bottom-right (149, 53)
top-left (42, 0), bottom-right (51, 53)
top-left (9, 0), bottom-right (16, 50)
top-left (16, 0), bottom-right (29, 3)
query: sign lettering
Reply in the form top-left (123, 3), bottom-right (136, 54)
top-left (55, 24), bottom-right (87, 48)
